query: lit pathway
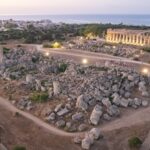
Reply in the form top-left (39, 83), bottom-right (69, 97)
top-left (40, 47), bottom-right (150, 73)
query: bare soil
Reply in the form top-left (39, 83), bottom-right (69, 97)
top-left (1, 103), bottom-right (150, 150)
top-left (0, 104), bottom-right (80, 150)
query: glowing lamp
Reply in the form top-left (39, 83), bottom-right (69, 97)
top-left (86, 33), bottom-right (95, 39)
top-left (53, 42), bottom-right (61, 48)
top-left (45, 52), bottom-right (50, 56)
top-left (142, 68), bottom-right (149, 75)
top-left (82, 58), bottom-right (88, 64)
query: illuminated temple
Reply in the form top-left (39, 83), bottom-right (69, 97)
top-left (106, 29), bottom-right (150, 46)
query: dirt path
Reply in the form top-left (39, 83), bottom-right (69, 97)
top-left (140, 131), bottom-right (150, 150)
top-left (0, 97), bottom-right (150, 138)
top-left (0, 97), bottom-right (79, 137)
top-left (41, 46), bottom-right (150, 67)
top-left (101, 106), bottom-right (150, 132)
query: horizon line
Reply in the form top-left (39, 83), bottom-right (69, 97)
top-left (0, 13), bottom-right (150, 16)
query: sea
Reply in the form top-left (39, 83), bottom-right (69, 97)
top-left (0, 15), bottom-right (150, 26)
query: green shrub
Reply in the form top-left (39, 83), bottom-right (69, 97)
top-left (143, 47), bottom-right (150, 53)
top-left (58, 63), bottom-right (68, 73)
top-left (17, 45), bottom-right (22, 47)
top-left (13, 146), bottom-right (26, 150)
top-left (128, 137), bottom-right (142, 148)
top-left (32, 56), bottom-right (39, 63)
top-left (43, 43), bottom-right (52, 48)
top-left (78, 69), bottom-right (85, 74)
top-left (3, 47), bottom-right (10, 54)
top-left (0, 42), bottom-right (7, 45)
top-left (30, 92), bottom-right (49, 102)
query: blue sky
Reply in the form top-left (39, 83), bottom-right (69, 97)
top-left (0, 0), bottom-right (149, 15)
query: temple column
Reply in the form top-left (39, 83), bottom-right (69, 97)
top-left (136, 35), bottom-right (139, 45)
top-left (132, 35), bottom-right (135, 44)
top-left (126, 35), bottom-right (129, 43)
top-left (132, 35), bottom-right (135, 45)
top-left (125, 34), bottom-right (128, 44)
top-left (145, 37), bottom-right (148, 46)
top-left (115, 33), bottom-right (118, 42)
top-left (122, 34), bottom-right (125, 43)
top-left (110, 33), bottom-right (113, 41)
top-left (140, 36), bottom-right (143, 45)
top-left (148, 37), bottom-right (150, 45)
top-left (111, 33), bottom-right (113, 41)
top-left (120, 34), bottom-right (123, 43)
top-left (116, 33), bottom-right (118, 42)
top-left (143, 37), bottom-right (146, 46)
top-left (138, 36), bottom-right (141, 45)
top-left (114, 33), bottom-right (116, 42)
top-left (117, 33), bottom-right (120, 43)
top-left (120, 34), bottom-right (122, 43)
top-left (129, 35), bottom-right (132, 44)
top-left (121, 34), bottom-right (123, 43)
top-left (118, 34), bottom-right (120, 43)
top-left (129, 35), bottom-right (131, 44)
top-left (110, 33), bottom-right (112, 41)
top-left (111, 34), bottom-right (113, 41)
top-left (134, 35), bottom-right (137, 45)
top-left (107, 33), bottom-right (111, 41)
top-left (133, 35), bottom-right (136, 45)
top-left (119, 34), bottom-right (121, 43)
top-left (115, 33), bottom-right (117, 42)
top-left (112, 33), bottom-right (115, 41)
top-left (124, 34), bottom-right (126, 43)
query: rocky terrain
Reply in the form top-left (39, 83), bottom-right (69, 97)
top-left (1, 100), bottom-right (150, 150)
top-left (69, 40), bottom-right (141, 59)
top-left (0, 47), bottom-right (149, 136)
top-left (0, 47), bottom-right (150, 150)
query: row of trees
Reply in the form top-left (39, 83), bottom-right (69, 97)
top-left (0, 24), bottom-right (79, 43)
top-left (0, 23), bottom-right (149, 43)
top-left (79, 23), bottom-right (150, 37)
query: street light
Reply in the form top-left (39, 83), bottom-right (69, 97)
top-left (80, 36), bottom-right (83, 40)
top-left (45, 51), bottom-right (50, 57)
top-left (142, 68), bottom-right (149, 75)
top-left (82, 58), bottom-right (88, 65)
top-left (53, 42), bottom-right (61, 48)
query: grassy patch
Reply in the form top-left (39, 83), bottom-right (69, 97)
top-left (78, 69), bottom-right (85, 74)
top-left (128, 137), bottom-right (142, 149)
top-left (32, 56), bottom-right (39, 63)
top-left (13, 146), bottom-right (26, 150)
top-left (3, 47), bottom-right (10, 54)
top-left (89, 66), bottom-right (108, 71)
top-left (0, 42), bottom-right (7, 45)
top-left (143, 47), bottom-right (150, 53)
top-left (29, 92), bottom-right (49, 103)
top-left (17, 45), bottom-right (22, 47)
top-left (43, 43), bottom-right (52, 48)
top-left (58, 63), bottom-right (68, 73)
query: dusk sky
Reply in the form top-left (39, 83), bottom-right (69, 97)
top-left (0, 0), bottom-right (150, 15)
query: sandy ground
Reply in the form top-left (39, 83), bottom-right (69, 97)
top-left (1, 103), bottom-right (150, 150)
top-left (104, 122), bottom-right (150, 150)
top-left (0, 104), bottom-right (80, 150)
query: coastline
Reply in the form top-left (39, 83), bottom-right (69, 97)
top-left (0, 14), bottom-right (150, 26)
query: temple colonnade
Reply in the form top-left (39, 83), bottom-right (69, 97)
top-left (106, 29), bottom-right (150, 46)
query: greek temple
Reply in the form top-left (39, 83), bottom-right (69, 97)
top-left (106, 29), bottom-right (150, 46)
